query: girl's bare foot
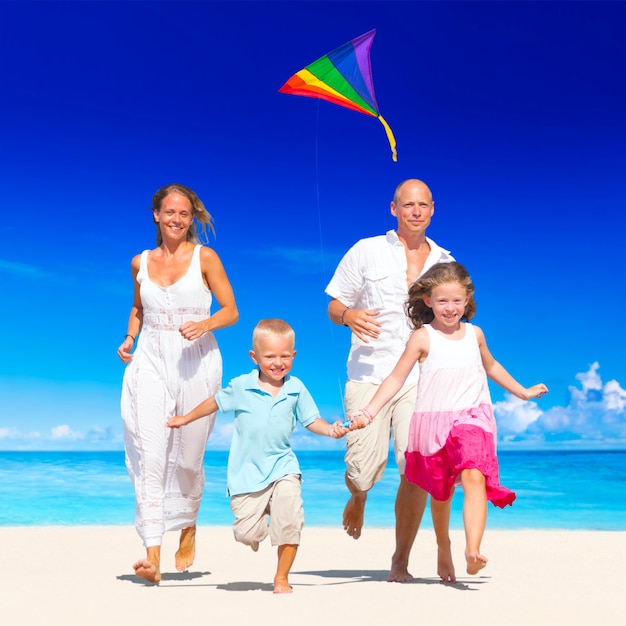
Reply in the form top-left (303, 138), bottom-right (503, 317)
top-left (437, 541), bottom-right (456, 583)
top-left (465, 551), bottom-right (488, 575)
top-left (176, 526), bottom-right (196, 571)
top-left (133, 558), bottom-right (161, 584)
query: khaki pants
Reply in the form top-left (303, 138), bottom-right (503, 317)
top-left (344, 381), bottom-right (417, 492)
top-left (230, 474), bottom-right (304, 547)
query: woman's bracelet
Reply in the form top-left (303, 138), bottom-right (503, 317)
top-left (340, 307), bottom-right (350, 326)
top-left (125, 334), bottom-right (136, 343)
top-left (360, 407), bottom-right (374, 424)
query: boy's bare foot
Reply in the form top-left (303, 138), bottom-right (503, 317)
top-left (437, 542), bottom-right (456, 583)
top-left (175, 526), bottom-right (196, 571)
top-left (133, 558), bottom-right (161, 584)
top-left (273, 576), bottom-right (293, 594)
top-left (465, 551), bottom-right (488, 575)
top-left (342, 495), bottom-right (365, 539)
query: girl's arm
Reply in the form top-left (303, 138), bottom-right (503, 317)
top-left (117, 255), bottom-right (143, 363)
top-left (168, 397), bottom-right (219, 428)
top-left (306, 417), bottom-right (348, 439)
top-left (351, 328), bottom-right (429, 427)
top-left (179, 247), bottom-right (239, 341)
top-left (476, 326), bottom-right (548, 400)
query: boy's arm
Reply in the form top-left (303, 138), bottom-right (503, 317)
top-left (476, 326), bottom-right (548, 400)
top-left (168, 397), bottom-right (219, 428)
top-left (306, 417), bottom-right (348, 439)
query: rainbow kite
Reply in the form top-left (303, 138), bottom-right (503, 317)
top-left (279, 29), bottom-right (397, 162)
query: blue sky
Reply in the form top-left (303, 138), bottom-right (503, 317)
top-left (1, 1), bottom-right (625, 451)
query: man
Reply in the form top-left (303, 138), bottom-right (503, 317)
top-left (325, 179), bottom-right (454, 582)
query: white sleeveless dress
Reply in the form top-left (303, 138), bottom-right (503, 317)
top-left (405, 323), bottom-right (515, 508)
top-left (121, 245), bottom-right (222, 547)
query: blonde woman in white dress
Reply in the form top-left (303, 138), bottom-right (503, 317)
top-left (117, 184), bottom-right (238, 583)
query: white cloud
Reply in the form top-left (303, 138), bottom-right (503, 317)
top-left (0, 423), bottom-right (122, 450)
top-left (493, 396), bottom-right (544, 435)
top-left (496, 362), bottom-right (626, 447)
top-left (51, 424), bottom-right (83, 441)
top-left (0, 427), bottom-right (21, 440)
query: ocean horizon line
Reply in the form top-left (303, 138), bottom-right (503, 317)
top-left (1, 449), bottom-right (625, 530)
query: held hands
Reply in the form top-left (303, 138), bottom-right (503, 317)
top-left (343, 308), bottom-right (381, 344)
top-left (521, 383), bottom-right (549, 400)
top-left (343, 408), bottom-right (374, 430)
top-left (327, 421), bottom-right (350, 438)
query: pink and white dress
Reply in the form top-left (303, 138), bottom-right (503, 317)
top-left (404, 323), bottom-right (515, 508)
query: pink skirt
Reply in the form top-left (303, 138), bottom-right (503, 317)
top-left (405, 423), bottom-right (515, 508)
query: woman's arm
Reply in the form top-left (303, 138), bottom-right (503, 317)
top-left (179, 247), bottom-right (239, 341)
top-left (117, 255), bottom-right (143, 363)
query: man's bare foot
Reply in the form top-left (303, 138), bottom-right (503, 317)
top-left (437, 542), bottom-right (456, 583)
top-left (343, 495), bottom-right (365, 539)
top-left (273, 576), bottom-right (293, 594)
top-left (465, 551), bottom-right (488, 575)
top-left (387, 562), bottom-right (414, 583)
top-left (133, 558), bottom-right (161, 584)
top-left (175, 526), bottom-right (196, 571)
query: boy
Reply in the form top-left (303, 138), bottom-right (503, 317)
top-left (168, 319), bottom-right (350, 593)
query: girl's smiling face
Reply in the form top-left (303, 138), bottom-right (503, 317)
top-left (424, 281), bottom-right (470, 331)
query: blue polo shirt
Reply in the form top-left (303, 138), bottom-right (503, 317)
top-left (215, 369), bottom-right (321, 496)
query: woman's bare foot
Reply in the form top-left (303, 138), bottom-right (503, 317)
top-left (437, 541), bottom-right (456, 583)
top-left (133, 545), bottom-right (161, 583)
top-left (175, 526), bottom-right (196, 571)
top-left (343, 495), bottom-right (365, 539)
top-left (273, 576), bottom-right (293, 594)
top-left (133, 558), bottom-right (161, 584)
top-left (465, 551), bottom-right (488, 575)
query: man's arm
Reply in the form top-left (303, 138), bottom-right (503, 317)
top-left (328, 297), bottom-right (381, 343)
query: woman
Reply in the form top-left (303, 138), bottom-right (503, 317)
top-left (117, 183), bottom-right (238, 583)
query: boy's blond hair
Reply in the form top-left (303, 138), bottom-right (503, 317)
top-left (252, 319), bottom-right (295, 350)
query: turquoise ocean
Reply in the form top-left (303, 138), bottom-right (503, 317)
top-left (1, 450), bottom-right (624, 530)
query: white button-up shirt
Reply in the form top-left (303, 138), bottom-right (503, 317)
top-left (325, 230), bottom-right (454, 385)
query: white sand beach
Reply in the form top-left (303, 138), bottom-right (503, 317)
top-left (1, 526), bottom-right (622, 626)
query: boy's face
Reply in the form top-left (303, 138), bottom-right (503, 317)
top-left (250, 335), bottom-right (296, 383)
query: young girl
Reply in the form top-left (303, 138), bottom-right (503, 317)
top-left (348, 262), bottom-right (547, 583)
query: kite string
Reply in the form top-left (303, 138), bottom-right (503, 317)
top-left (314, 99), bottom-right (348, 422)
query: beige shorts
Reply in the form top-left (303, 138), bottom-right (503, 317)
top-left (230, 474), bottom-right (304, 547)
top-left (344, 380), bottom-right (418, 492)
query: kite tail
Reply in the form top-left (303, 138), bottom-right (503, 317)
top-left (378, 114), bottom-right (397, 162)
